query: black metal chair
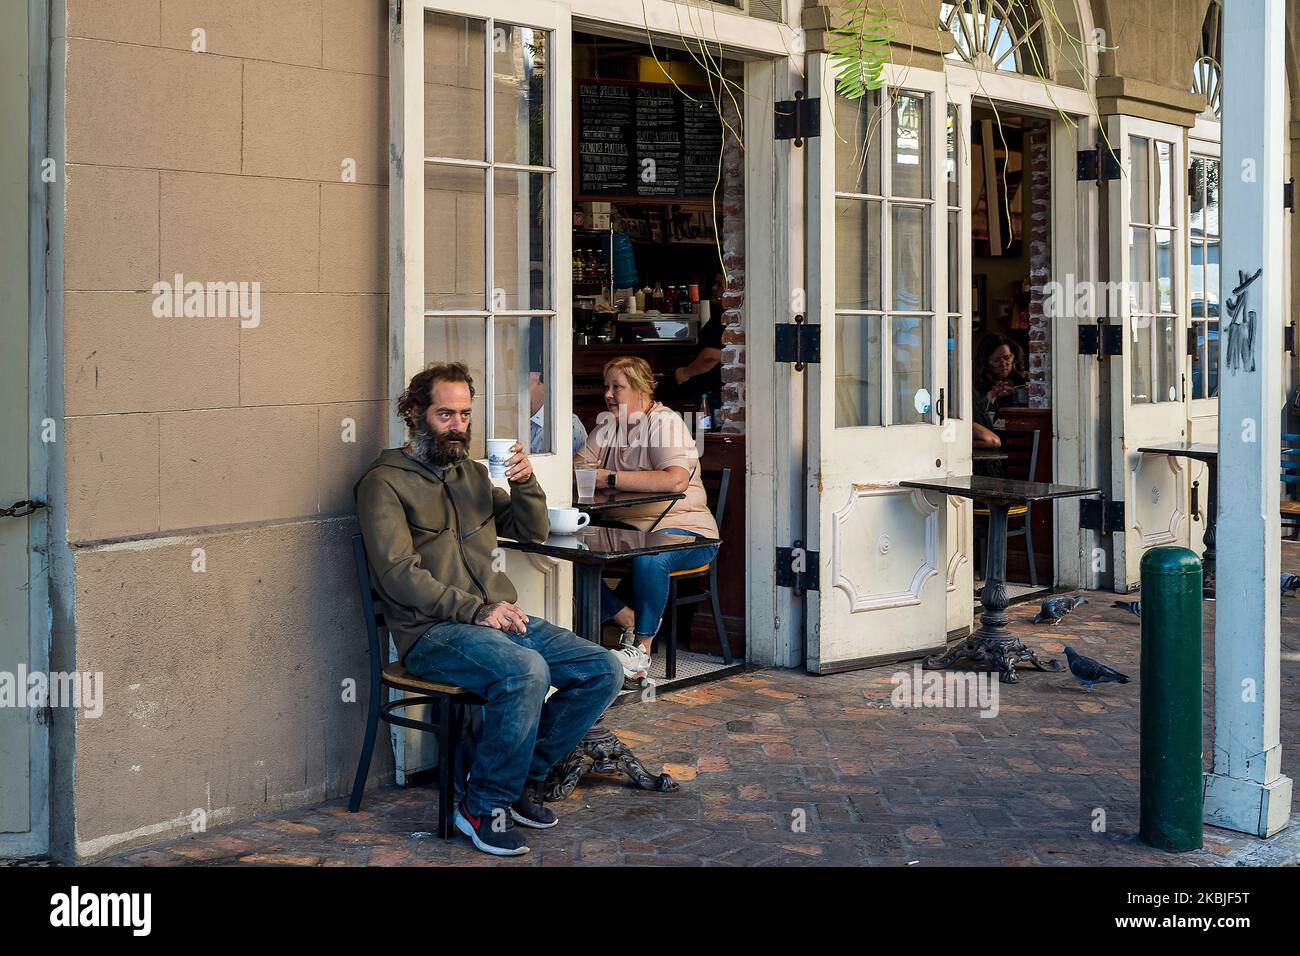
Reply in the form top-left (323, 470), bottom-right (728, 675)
top-left (348, 533), bottom-right (483, 839)
top-left (662, 467), bottom-right (733, 679)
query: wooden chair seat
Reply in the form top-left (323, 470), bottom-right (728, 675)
top-left (381, 662), bottom-right (474, 698)
top-left (1281, 500), bottom-right (1300, 515)
top-left (974, 503), bottom-right (1029, 517)
top-left (669, 563), bottom-right (712, 578)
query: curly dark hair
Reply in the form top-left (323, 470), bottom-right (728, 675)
top-left (397, 363), bottom-right (476, 429)
top-left (974, 333), bottom-right (1027, 393)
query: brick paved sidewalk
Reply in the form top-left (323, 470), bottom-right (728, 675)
top-left (95, 558), bottom-right (1300, 867)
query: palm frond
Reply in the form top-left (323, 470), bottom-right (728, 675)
top-left (828, 3), bottom-right (896, 100)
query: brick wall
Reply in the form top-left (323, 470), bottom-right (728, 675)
top-left (718, 60), bottom-right (746, 433)
top-left (1027, 122), bottom-right (1051, 409)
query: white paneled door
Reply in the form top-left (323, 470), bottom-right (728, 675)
top-left (804, 61), bottom-right (967, 672)
top-left (1106, 116), bottom-right (1192, 591)
top-left (388, 0), bottom-right (572, 778)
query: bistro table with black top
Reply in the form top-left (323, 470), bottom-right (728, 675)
top-left (499, 525), bottom-right (720, 647)
top-left (498, 526), bottom-right (720, 800)
top-left (1137, 442), bottom-right (1217, 596)
top-left (574, 488), bottom-right (684, 517)
top-left (899, 475), bottom-right (1101, 683)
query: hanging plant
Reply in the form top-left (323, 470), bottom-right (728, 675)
top-left (828, 2), bottom-right (895, 100)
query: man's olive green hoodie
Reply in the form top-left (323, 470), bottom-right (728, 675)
top-left (354, 447), bottom-right (550, 662)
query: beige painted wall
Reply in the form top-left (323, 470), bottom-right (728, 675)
top-left (59, 0), bottom-right (394, 859)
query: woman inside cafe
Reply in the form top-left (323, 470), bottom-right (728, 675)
top-left (972, 333), bottom-right (1027, 476)
top-left (575, 356), bottom-right (719, 680)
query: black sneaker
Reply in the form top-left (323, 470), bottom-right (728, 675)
top-left (454, 798), bottom-right (530, 856)
top-left (510, 780), bottom-right (558, 829)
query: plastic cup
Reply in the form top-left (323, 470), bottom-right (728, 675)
top-left (575, 468), bottom-right (598, 499)
top-left (487, 438), bottom-right (516, 479)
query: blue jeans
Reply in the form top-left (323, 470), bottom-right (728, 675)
top-left (404, 615), bottom-right (623, 817)
top-left (599, 528), bottom-right (720, 638)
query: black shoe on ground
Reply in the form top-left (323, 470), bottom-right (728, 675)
top-left (510, 780), bottom-right (558, 829)
top-left (454, 798), bottom-right (530, 856)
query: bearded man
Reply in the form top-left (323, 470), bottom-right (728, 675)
top-left (355, 363), bottom-right (623, 856)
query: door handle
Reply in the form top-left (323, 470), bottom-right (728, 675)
top-left (936, 387), bottom-right (945, 425)
top-left (1, 500), bottom-right (46, 518)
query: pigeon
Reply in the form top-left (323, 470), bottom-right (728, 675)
top-left (1063, 646), bottom-right (1131, 691)
top-left (1282, 573), bottom-right (1300, 597)
top-left (1111, 600), bottom-right (1141, 618)
top-left (1032, 596), bottom-right (1088, 624)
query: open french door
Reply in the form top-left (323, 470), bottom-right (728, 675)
top-left (388, 0), bottom-right (573, 777)
top-left (1105, 115), bottom-right (1191, 591)
top-left (804, 59), bottom-right (966, 673)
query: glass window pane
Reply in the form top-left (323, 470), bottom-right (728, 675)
top-left (947, 315), bottom-right (962, 420)
top-left (493, 170), bottom-right (550, 310)
top-left (1207, 319), bottom-right (1219, 397)
top-left (495, 315), bottom-right (551, 450)
top-left (425, 12), bottom-right (485, 160)
top-left (424, 316), bottom-right (488, 460)
top-left (835, 314), bottom-right (882, 427)
top-left (1205, 159), bottom-right (1220, 237)
top-left (1189, 158), bottom-right (1206, 233)
top-left (1154, 315), bottom-right (1178, 402)
top-left (891, 316), bottom-right (931, 425)
top-left (1155, 141), bottom-right (1174, 227)
top-left (426, 164), bottom-right (486, 310)
top-left (493, 26), bottom-right (548, 166)
top-left (1129, 136), bottom-right (1150, 223)
top-left (1190, 241), bottom-right (1206, 317)
top-left (834, 91), bottom-right (882, 195)
top-left (1155, 227), bottom-right (1174, 313)
top-left (835, 199), bottom-right (882, 310)
top-left (1130, 319), bottom-right (1152, 404)
top-left (891, 93), bottom-right (929, 199)
top-left (947, 209), bottom-right (959, 313)
top-left (946, 103), bottom-right (959, 207)
top-left (892, 205), bottom-right (929, 311)
top-left (1129, 226), bottom-right (1151, 312)
top-left (1191, 320), bottom-right (1207, 399)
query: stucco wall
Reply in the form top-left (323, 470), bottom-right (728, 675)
top-left (58, 0), bottom-right (393, 860)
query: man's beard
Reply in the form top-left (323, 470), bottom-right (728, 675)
top-left (409, 420), bottom-right (471, 467)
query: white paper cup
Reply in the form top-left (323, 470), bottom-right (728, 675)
top-left (575, 468), bottom-right (598, 499)
top-left (547, 507), bottom-right (591, 534)
top-left (487, 438), bottom-right (516, 479)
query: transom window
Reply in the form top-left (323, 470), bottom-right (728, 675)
top-left (940, 0), bottom-right (1045, 77)
top-left (833, 89), bottom-right (935, 427)
top-left (1193, 0), bottom-right (1222, 118)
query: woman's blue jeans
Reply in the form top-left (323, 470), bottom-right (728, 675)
top-left (599, 528), bottom-right (720, 638)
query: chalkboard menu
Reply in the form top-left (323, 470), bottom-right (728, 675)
top-left (576, 80), bottom-right (723, 201)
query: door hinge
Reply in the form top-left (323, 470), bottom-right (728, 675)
top-left (774, 91), bottom-right (819, 146)
top-left (1286, 177), bottom-right (1295, 212)
top-left (776, 541), bottom-right (819, 593)
top-left (1287, 322), bottom-right (1296, 353)
top-left (1076, 143), bottom-right (1121, 186)
top-left (776, 314), bottom-right (820, 370)
top-left (1079, 497), bottom-right (1125, 534)
top-left (1078, 322), bottom-right (1122, 359)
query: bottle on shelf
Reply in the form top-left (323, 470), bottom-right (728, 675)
top-left (698, 393), bottom-right (712, 431)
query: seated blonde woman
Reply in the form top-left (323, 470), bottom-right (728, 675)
top-left (575, 356), bottom-right (719, 680)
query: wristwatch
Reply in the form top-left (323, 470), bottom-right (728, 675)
top-left (606, 472), bottom-right (617, 489)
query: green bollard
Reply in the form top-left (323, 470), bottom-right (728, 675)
top-left (1138, 545), bottom-right (1203, 852)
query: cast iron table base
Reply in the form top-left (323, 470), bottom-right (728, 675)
top-left (543, 725), bottom-right (679, 801)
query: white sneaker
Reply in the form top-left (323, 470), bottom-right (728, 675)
top-left (615, 633), bottom-right (651, 678)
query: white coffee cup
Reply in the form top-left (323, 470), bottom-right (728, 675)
top-left (547, 507), bottom-right (591, 535)
top-left (486, 438), bottom-right (516, 479)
